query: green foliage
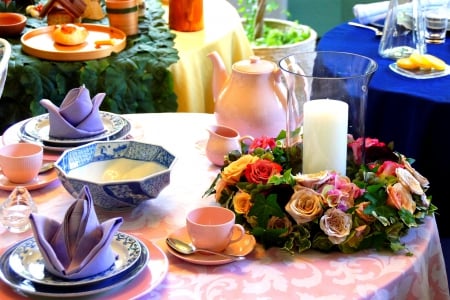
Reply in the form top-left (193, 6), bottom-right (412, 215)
top-left (1, 0), bottom-right (179, 132)
top-left (237, 0), bottom-right (311, 46)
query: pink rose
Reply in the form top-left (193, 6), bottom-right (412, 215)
top-left (248, 136), bottom-right (276, 153)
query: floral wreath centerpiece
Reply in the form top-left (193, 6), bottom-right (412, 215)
top-left (204, 131), bottom-right (437, 255)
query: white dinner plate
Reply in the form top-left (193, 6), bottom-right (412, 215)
top-left (20, 111), bottom-right (127, 146)
top-left (166, 227), bottom-right (256, 265)
top-left (389, 62), bottom-right (450, 79)
top-left (8, 232), bottom-right (141, 287)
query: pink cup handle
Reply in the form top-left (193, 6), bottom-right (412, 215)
top-left (229, 224), bottom-right (245, 244)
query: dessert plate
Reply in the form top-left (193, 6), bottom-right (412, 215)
top-left (21, 111), bottom-right (127, 146)
top-left (0, 238), bottom-right (150, 298)
top-left (8, 232), bottom-right (141, 287)
top-left (167, 227), bottom-right (256, 265)
top-left (0, 168), bottom-right (58, 191)
top-left (389, 63), bottom-right (450, 79)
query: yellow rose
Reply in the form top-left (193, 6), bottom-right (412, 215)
top-left (233, 191), bottom-right (252, 214)
top-left (386, 182), bottom-right (416, 214)
top-left (221, 155), bottom-right (259, 184)
top-left (285, 186), bottom-right (324, 224)
top-left (319, 207), bottom-right (352, 244)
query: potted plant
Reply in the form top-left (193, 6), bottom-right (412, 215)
top-left (238, 0), bottom-right (317, 62)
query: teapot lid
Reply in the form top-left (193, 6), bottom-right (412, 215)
top-left (233, 56), bottom-right (276, 73)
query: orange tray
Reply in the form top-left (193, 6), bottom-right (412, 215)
top-left (21, 24), bottom-right (127, 61)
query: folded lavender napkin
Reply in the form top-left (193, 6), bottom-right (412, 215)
top-left (29, 186), bottom-right (123, 280)
top-left (40, 85), bottom-right (106, 139)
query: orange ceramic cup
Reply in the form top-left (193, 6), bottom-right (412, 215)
top-left (0, 143), bottom-right (43, 183)
top-left (186, 206), bottom-right (245, 252)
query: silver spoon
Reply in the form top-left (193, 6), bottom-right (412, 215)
top-left (347, 22), bottom-right (383, 37)
top-left (166, 238), bottom-right (246, 261)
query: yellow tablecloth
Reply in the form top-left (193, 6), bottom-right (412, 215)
top-left (163, 0), bottom-right (254, 113)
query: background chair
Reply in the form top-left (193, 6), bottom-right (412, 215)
top-left (0, 38), bottom-right (12, 99)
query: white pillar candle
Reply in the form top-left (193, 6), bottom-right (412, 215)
top-left (302, 99), bottom-right (348, 175)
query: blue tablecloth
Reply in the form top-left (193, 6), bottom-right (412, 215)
top-left (318, 22), bottom-right (450, 237)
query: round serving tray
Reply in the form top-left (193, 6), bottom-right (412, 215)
top-left (21, 24), bottom-right (126, 61)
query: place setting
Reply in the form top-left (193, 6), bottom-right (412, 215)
top-left (165, 206), bottom-right (256, 265)
top-left (0, 185), bottom-right (169, 298)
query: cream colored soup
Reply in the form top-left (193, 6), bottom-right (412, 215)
top-left (68, 158), bottom-right (167, 182)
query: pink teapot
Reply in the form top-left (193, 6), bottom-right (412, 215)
top-left (208, 51), bottom-right (287, 138)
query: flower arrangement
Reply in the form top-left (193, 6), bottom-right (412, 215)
top-left (204, 131), bottom-right (437, 255)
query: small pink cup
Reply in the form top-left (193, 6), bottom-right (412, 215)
top-left (0, 143), bottom-right (43, 183)
top-left (186, 206), bottom-right (245, 252)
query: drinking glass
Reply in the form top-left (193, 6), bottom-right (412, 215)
top-left (279, 51), bottom-right (377, 175)
top-left (423, 1), bottom-right (449, 44)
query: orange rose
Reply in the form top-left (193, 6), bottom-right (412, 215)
top-left (355, 201), bottom-right (376, 223)
top-left (285, 187), bottom-right (324, 224)
top-left (221, 155), bottom-right (259, 184)
top-left (319, 207), bottom-right (352, 244)
top-left (233, 191), bottom-right (252, 214)
top-left (386, 183), bottom-right (416, 214)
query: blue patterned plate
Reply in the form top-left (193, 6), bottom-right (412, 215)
top-left (19, 111), bottom-right (128, 146)
top-left (0, 238), bottom-right (150, 298)
top-left (8, 232), bottom-right (141, 286)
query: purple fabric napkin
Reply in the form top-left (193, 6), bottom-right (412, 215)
top-left (40, 85), bottom-right (106, 139)
top-left (29, 186), bottom-right (123, 280)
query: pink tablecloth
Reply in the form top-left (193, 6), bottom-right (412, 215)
top-left (0, 113), bottom-right (448, 299)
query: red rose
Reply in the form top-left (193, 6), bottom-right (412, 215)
top-left (244, 159), bottom-right (282, 184)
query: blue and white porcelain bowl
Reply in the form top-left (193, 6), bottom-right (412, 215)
top-left (55, 141), bottom-right (176, 209)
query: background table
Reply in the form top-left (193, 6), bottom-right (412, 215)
top-left (0, 0), bottom-right (179, 134)
top-left (317, 22), bottom-right (450, 237)
top-left (165, 0), bottom-right (254, 113)
top-left (0, 113), bottom-right (448, 299)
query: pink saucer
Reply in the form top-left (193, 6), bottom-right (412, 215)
top-left (0, 168), bottom-right (58, 191)
top-left (166, 227), bottom-right (256, 265)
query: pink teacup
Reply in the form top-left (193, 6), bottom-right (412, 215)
top-left (186, 206), bottom-right (245, 252)
top-left (0, 143), bottom-right (43, 183)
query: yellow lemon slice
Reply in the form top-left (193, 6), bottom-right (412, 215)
top-left (408, 53), bottom-right (433, 70)
top-left (422, 54), bottom-right (447, 71)
top-left (396, 57), bottom-right (419, 70)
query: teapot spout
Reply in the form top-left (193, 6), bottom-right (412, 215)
top-left (207, 51), bottom-right (228, 102)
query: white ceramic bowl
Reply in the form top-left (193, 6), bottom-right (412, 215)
top-left (55, 140), bottom-right (176, 209)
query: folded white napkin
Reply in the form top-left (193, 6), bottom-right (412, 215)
top-left (29, 186), bottom-right (123, 279)
top-left (353, 1), bottom-right (390, 24)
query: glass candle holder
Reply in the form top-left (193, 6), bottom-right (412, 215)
top-left (279, 51), bottom-right (378, 175)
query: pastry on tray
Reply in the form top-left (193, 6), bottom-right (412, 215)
top-left (52, 23), bottom-right (88, 46)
